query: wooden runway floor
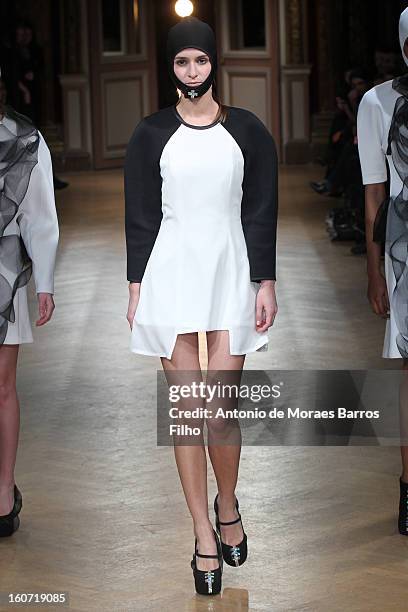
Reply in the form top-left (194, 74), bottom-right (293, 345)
top-left (1, 165), bottom-right (407, 611)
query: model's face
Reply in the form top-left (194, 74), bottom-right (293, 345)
top-left (0, 81), bottom-right (7, 105)
top-left (0, 81), bottom-right (6, 118)
top-left (351, 77), bottom-right (367, 94)
top-left (173, 48), bottom-right (211, 87)
top-left (16, 27), bottom-right (25, 44)
top-left (344, 69), bottom-right (352, 85)
top-left (24, 27), bottom-right (33, 45)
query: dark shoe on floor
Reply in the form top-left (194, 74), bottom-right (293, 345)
top-left (53, 176), bottom-right (69, 190)
top-left (310, 181), bottom-right (330, 195)
top-left (214, 493), bottom-right (248, 567)
top-left (191, 528), bottom-right (223, 595)
top-left (351, 242), bottom-right (367, 255)
top-left (0, 484), bottom-right (22, 537)
top-left (398, 477), bottom-right (408, 535)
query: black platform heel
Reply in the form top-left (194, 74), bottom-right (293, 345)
top-left (214, 493), bottom-right (247, 567)
top-left (398, 477), bottom-right (408, 536)
top-left (191, 528), bottom-right (223, 595)
top-left (0, 484), bottom-right (22, 537)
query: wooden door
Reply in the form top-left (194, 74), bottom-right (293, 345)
top-left (215, 0), bottom-right (281, 156)
top-left (88, 0), bottom-right (158, 169)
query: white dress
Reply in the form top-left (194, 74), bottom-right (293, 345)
top-left (357, 80), bottom-right (404, 358)
top-left (124, 105), bottom-right (278, 360)
top-left (0, 113), bottom-right (59, 344)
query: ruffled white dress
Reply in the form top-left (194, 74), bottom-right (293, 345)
top-left (0, 114), bottom-right (59, 344)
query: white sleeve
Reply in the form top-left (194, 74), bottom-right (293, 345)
top-left (357, 91), bottom-right (388, 185)
top-left (18, 132), bottom-right (59, 294)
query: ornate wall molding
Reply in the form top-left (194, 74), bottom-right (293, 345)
top-left (279, 0), bottom-right (311, 162)
top-left (59, 0), bottom-right (92, 167)
top-left (285, 0), bottom-right (306, 64)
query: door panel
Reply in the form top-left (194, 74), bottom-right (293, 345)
top-left (216, 0), bottom-right (281, 157)
top-left (88, 0), bottom-right (157, 168)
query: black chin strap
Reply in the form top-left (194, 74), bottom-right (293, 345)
top-left (176, 72), bottom-right (214, 100)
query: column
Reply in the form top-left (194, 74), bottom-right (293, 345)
top-left (279, 0), bottom-right (312, 163)
top-left (59, 0), bottom-right (92, 169)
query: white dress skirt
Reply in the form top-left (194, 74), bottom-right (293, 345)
top-left (125, 105), bottom-right (278, 360)
top-left (0, 113), bottom-right (59, 345)
top-left (357, 81), bottom-right (407, 358)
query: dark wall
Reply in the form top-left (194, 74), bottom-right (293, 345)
top-left (330, 0), bottom-right (407, 76)
top-left (308, 0), bottom-right (408, 115)
top-left (0, 0), bottom-right (62, 126)
top-left (4, 0), bottom-right (407, 133)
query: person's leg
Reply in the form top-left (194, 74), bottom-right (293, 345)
top-left (160, 333), bottom-right (218, 571)
top-left (205, 330), bottom-right (245, 546)
top-left (0, 345), bottom-right (20, 515)
top-left (324, 140), bottom-right (343, 179)
top-left (398, 358), bottom-right (408, 535)
top-left (401, 358), bottom-right (408, 482)
top-left (326, 140), bottom-right (356, 194)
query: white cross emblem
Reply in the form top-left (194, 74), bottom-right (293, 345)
top-left (230, 545), bottom-right (240, 566)
top-left (188, 89), bottom-right (198, 99)
top-left (205, 570), bottom-right (215, 593)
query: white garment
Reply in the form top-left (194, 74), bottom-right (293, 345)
top-left (0, 115), bottom-right (59, 344)
top-left (357, 80), bottom-right (402, 358)
top-left (130, 120), bottom-right (269, 359)
top-left (400, 8), bottom-right (408, 67)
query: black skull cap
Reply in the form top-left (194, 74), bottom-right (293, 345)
top-left (166, 16), bottom-right (217, 72)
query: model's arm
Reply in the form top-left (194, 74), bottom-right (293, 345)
top-left (124, 119), bottom-right (163, 328)
top-left (239, 112), bottom-right (279, 330)
top-left (124, 119), bottom-right (163, 284)
top-left (240, 113), bottom-right (279, 283)
top-left (356, 90), bottom-right (389, 318)
top-left (19, 133), bottom-right (59, 293)
top-left (365, 183), bottom-right (389, 317)
top-left (18, 132), bottom-right (59, 325)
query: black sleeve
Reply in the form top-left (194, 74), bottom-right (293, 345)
top-left (124, 119), bottom-right (163, 283)
top-left (240, 112), bottom-right (278, 282)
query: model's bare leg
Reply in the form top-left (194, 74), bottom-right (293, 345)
top-left (206, 330), bottom-right (245, 546)
top-left (401, 358), bottom-right (408, 482)
top-left (0, 344), bottom-right (19, 515)
top-left (161, 332), bottom-right (218, 571)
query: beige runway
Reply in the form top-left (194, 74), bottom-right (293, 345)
top-left (1, 165), bottom-right (406, 612)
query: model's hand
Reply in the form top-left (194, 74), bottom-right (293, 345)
top-left (368, 273), bottom-right (389, 318)
top-left (36, 293), bottom-right (55, 326)
top-left (255, 280), bottom-right (278, 332)
top-left (336, 97), bottom-right (347, 112)
top-left (18, 81), bottom-right (31, 105)
top-left (127, 283), bottom-right (141, 330)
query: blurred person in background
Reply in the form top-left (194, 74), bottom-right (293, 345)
top-left (311, 69), bottom-right (370, 197)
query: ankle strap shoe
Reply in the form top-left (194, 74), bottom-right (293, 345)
top-left (398, 477), bottom-right (408, 536)
top-left (0, 484), bottom-right (22, 537)
top-left (191, 528), bottom-right (223, 595)
top-left (214, 493), bottom-right (248, 567)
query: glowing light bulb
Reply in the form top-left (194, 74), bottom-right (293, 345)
top-left (175, 0), bottom-right (194, 18)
